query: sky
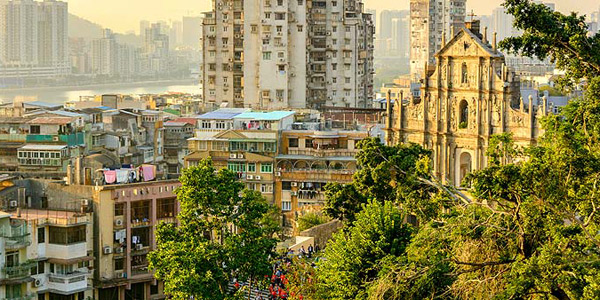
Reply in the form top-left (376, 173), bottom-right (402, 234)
top-left (67, 0), bottom-right (600, 34)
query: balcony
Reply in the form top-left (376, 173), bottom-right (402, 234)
top-left (279, 170), bottom-right (354, 182)
top-left (2, 261), bottom-right (35, 280)
top-left (26, 133), bottom-right (85, 147)
top-left (287, 148), bottom-right (357, 158)
top-left (0, 134), bottom-right (26, 142)
top-left (0, 226), bottom-right (31, 250)
top-left (0, 293), bottom-right (35, 300)
top-left (46, 242), bottom-right (87, 262)
top-left (48, 271), bottom-right (89, 294)
top-left (131, 265), bottom-right (150, 276)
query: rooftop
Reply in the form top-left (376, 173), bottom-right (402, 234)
top-left (234, 111), bottom-right (295, 121)
top-left (27, 117), bottom-right (74, 125)
top-left (19, 144), bottom-right (68, 151)
top-left (22, 101), bottom-right (63, 109)
top-left (197, 108), bottom-right (250, 120)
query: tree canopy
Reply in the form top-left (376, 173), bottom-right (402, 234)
top-left (311, 1), bottom-right (600, 299)
top-left (148, 158), bottom-right (280, 300)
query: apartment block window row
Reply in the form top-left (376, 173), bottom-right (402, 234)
top-left (48, 225), bottom-right (86, 245)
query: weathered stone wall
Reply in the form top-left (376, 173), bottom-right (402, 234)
top-left (299, 219), bottom-right (343, 250)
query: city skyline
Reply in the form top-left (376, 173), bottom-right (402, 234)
top-left (67, 0), bottom-right (599, 34)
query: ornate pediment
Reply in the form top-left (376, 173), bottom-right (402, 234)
top-left (436, 29), bottom-right (501, 59)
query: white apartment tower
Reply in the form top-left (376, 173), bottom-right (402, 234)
top-left (201, 0), bottom-right (374, 110)
top-left (410, 0), bottom-right (466, 82)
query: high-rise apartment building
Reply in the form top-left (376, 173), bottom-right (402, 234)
top-left (201, 0), bottom-right (374, 110)
top-left (409, 0), bottom-right (466, 82)
top-left (142, 23), bottom-right (170, 74)
top-left (0, 0), bottom-right (69, 78)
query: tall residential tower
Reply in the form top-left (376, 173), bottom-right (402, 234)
top-left (409, 0), bottom-right (466, 82)
top-left (201, 0), bottom-right (374, 109)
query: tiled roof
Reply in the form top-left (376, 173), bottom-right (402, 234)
top-left (27, 117), bottom-right (74, 125)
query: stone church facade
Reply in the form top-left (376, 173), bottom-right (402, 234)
top-left (386, 23), bottom-right (547, 186)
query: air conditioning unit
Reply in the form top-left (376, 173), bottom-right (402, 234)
top-left (255, 176), bottom-right (262, 180)
top-left (276, 172), bottom-right (281, 177)
top-left (52, 136), bottom-right (59, 142)
top-left (247, 175), bottom-right (254, 180)
top-left (115, 247), bottom-right (124, 254)
top-left (290, 73), bottom-right (296, 77)
top-left (115, 219), bottom-right (123, 226)
top-left (279, 58), bottom-right (285, 62)
top-left (136, 244), bottom-right (143, 250)
top-left (291, 182), bottom-right (298, 187)
top-left (230, 153), bottom-right (237, 159)
top-left (34, 278), bottom-right (43, 287)
top-left (237, 154), bottom-right (244, 159)
top-left (115, 271), bottom-right (127, 279)
top-left (327, 31), bottom-right (331, 36)
top-left (261, 19), bottom-right (268, 23)
top-left (103, 246), bottom-right (112, 254)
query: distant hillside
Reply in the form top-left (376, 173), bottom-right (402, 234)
top-left (68, 14), bottom-right (143, 48)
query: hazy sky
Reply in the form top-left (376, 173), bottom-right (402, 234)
top-left (67, 0), bottom-right (600, 34)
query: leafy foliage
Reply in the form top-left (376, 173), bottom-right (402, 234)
top-left (297, 212), bottom-right (331, 232)
top-left (314, 1), bottom-right (600, 299)
top-left (148, 158), bottom-right (280, 300)
top-left (316, 200), bottom-right (414, 299)
top-left (323, 138), bottom-right (452, 224)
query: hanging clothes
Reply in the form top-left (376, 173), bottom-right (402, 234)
top-left (116, 169), bottom-right (129, 184)
top-left (142, 165), bottom-right (155, 181)
top-left (104, 170), bottom-right (116, 184)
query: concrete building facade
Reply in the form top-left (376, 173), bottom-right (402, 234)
top-left (410, 0), bottom-right (466, 82)
top-left (201, 0), bottom-right (374, 109)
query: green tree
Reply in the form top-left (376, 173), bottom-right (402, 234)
top-left (324, 138), bottom-right (453, 224)
top-left (297, 212), bottom-right (331, 232)
top-left (148, 158), bottom-right (280, 300)
top-left (316, 200), bottom-right (414, 299)
top-left (369, 1), bottom-right (600, 298)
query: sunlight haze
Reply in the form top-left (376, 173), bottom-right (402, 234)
top-left (67, 0), bottom-right (600, 34)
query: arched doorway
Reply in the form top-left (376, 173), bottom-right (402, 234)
top-left (459, 152), bottom-right (472, 186)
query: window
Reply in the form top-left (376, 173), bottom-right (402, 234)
top-left (282, 201), bottom-right (292, 211)
top-left (298, 0), bottom-right (303, 4)
top-left (228, 162), bottom-right (246, 173)
top-left (248, 163), bottom-right (256, 173)
top-left (261, 184), bottom-right (273, 193)
top-left (30, 125), bottom-right (40, 134)
top-left (297, 25), bottom-right (303, 32)
top-left (305, 139), bottom-right (313, 148)
top-left (264, 142), bottom-right (276, 152)
top-left (114, 203), bottom-right (124, 216)
top-left (459, 100), bottom-right (469, 128)
top-left (275, 13), bottom-right (285, 21)
top-left (288, 138), bottom-right (299, 148)
top-left (251, 25), bottom-right (258, 33)
top-left (261, 163), bottom-right (273, 173)
top-left (282, 182), bottom-right (292, 190)
top-left (151, 284), bottom-right (159, 295)
top-left (461, 63), bottom-right (468, 84)
top-left (263, 52), bottom-right (272, 60)
top-left (114, 258), bottom-right (124, 271)
top-left (38, 227), bottom-right (45, 244)
top-left (332, 63), bottom-right (337, 71)
top-left (265, 12), bottom-right (271, 19)
top-left (278, 65), bottom-right (285, 72)
top-left (49, 225), bottom-right (86, 245)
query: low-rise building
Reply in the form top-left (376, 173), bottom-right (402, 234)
top-left (275, 129), bottom-right (367, 232)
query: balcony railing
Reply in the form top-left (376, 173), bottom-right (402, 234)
top-left (0, 293), bottom-right (35, 300)
top-left (0, 134), bottom-right (26, 142)
top-left (48, 272), bottom-right (87, 284)
top-left (26, 133), bottom-right (85, 147)
top-left (2, 261), bottom-right (35, 279)
top-left (287, 148), bottom-right (357, 157)
top-left (0, 226), bottom-right (31, 250)
top-left (131, 265), bottom-right (149, 276)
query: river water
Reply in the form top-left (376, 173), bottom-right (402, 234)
top-left (0, 81), bottom-right (201, 105)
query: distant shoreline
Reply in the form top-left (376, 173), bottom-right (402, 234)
top-left (0, 78), bottom-right (198, 93)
